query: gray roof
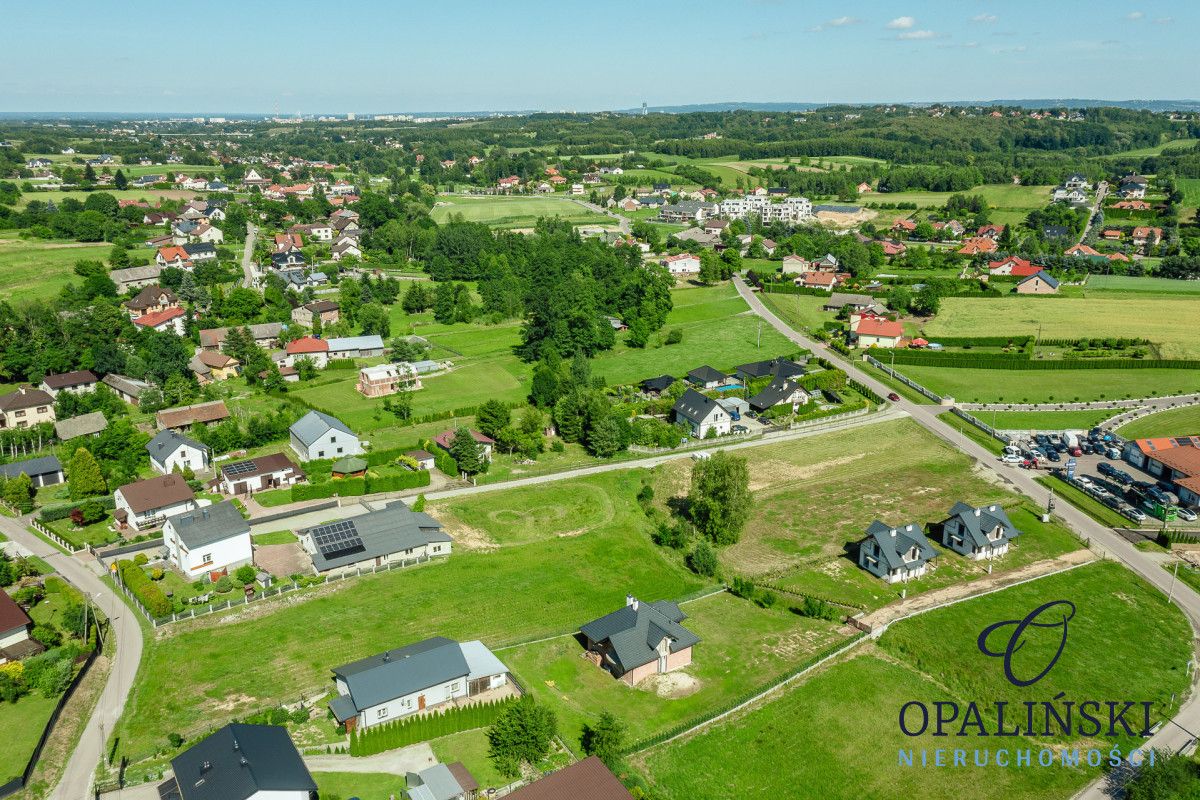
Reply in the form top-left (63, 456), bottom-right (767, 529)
top-left (301, 503), bottom-right (450, 572)
top-left (673, 388), bottom-right (723, 425)
top-left (55, 411), bottom-right (108, 441)
top-left (0, 455), bottom-right (62, 480)
top-left (408, 764), bottom-right (466, 800)
top-left (736, 357), bottom-right (805, 381)
top-left (331, 637), bottom-right (505, 714)
top-left (147, 429), bottom-right (205, 462)
top-left (102, 373), bottom-right (153, 399)
top-left (864, 521), bottom-right (937, 571)
top-left (289, 410), bottom-right (355, 447)
top-left (1018, 271), bottom-right (1060, 289)
top-left (748, 378), bottom-right (803, 413)
top-left (580, 599), bottom-right (700, 673)
top-left (326, 335), bottom-right (385, 352)
top-left (170, 723), bottom-right (315, 800)
top-left (824, 292), bottom-right (882, 310)
top-left (687, 365), bottom-right (728, 384)
top-left (945, 502), bottom-right (1021, 549)
top-left (166, 501), bottom-right (249, 550)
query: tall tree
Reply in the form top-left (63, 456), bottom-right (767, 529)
top-left (68, 447), bottom-right (107, 499)
top-left (581, 712), bottom-right (626, 770)
top-left (475, 399), bottom-right (511, 439)
top-left (449, 429), bottom-right (486, 476)
top-left (487, 696), bottom-right (557, 779)
top-left (688, 451), bottom-right (751, 545)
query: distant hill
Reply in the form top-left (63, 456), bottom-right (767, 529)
top-left (617, 99), bottom-right (1200, 114)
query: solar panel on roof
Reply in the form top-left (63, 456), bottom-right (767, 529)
top-left (223, 459), bottom-right (257, 477)
top-left (311, 520), bottom-right (365, 561)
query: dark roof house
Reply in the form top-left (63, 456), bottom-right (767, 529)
top-left (940, 502), bottom-right (1021, 558)
top-left (579, 596), bottom-right (700, 682)
top-left (169, 723), bottom-right (316, 800)
top-left (858, 520), bottom-right (937, 583)
top-left (299, 503), bottom-right (450, 573)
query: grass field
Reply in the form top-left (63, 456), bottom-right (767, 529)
top-left (982, 409), bottom-right (1120, 432)
top-left (430, 196), bottom-right (612, 228)
top-left (683, 419), bottom-right (1082, 609)
top-left (936, 410), bottom-right (1006, 455)
top-left (1099, 138), bottom-right (1199, 158)
top-left (1118, 404), bottom-right (1200, 439)
top-left (113, 469), bottom-right (706, 761)
top-left (429, 729), bottom-right (514, 792)
top-left (313, 772), bottom-right (408, 800)
top-left (892, 364), bottom-right (1200, 404)
top-left (757, 292), bottom-right (834, 334)
top-left (0, 692), bottom-right (57, 783)
top-left (1178, 178), bottom-right (1200, 209)
top-left (922, 296), bottom-right (1200, 359)
top-left (504, 592), bottom-right (847, 750)
top-left (1085, 274), bottom-right (1200, 294)
top-left (859, 184), bottom-right (1051, 214)
top-left (642, 561), bottom-right (1191, 800)
top-left (15, 188), bottom-right (198, 210)
top-left (0, 234), bottom-right (112, 302)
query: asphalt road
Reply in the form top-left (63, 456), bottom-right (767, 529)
top-left (732, 277), bottom-right (1200, 798)
top-left (0, 516), bottom-right (143, 800)
top-left (240, 222), bottom-right (257, 288)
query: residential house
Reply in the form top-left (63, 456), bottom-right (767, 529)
top-left (1132, 226), bottom-right (1163, 248)
top-left (1101, 229), bottom-right (1123, 241)
top-left (271, 251), bottom-right (308, 271)
top-left (285, 336), bottom-right (330, 368)
top-left (640, 375), bottom-right (676, 396)
top-left (661, 253), bottom-right (701, 276)
top-left (291, 301), bottom-right (340, 329)
top-left (941, 502), bottom-right (1021, 560)
top-left (54, 411), bottom-right (108, 441)
top-left (1015, 271), bottom-right (1060, 294)
top-left (0, 592), bottom-right (43, 663)
top-left (977, 224), bottom-right (1005, 240)
top-left (1118, 180), bottom-right (1147, 199)
top-left (503, 757), bottom-right (633, 800)
top-left (290, 222), bottom-right (333, 241)
top-left (327, 335), bottom-right (386, 360)
top-left (0, 387), bottom-right (55, 430)
top-left (823, 293), bottom-right (888, 315)
top-left (781, 254), bottom-right (811, 275)
top-left (332, 239), bottom-right (363, 261)
top-left (0, 455), bottom-right (64, 489)
top-left (579, 595), bottom-right (700, 686)
top-left (986, 256), bottom-right (1044, 277)
top-left (168, 723), bottom-right (317, 800)
top-left (406, 763), bottom-right (478, 800)
top-left (182, 243), bottom-right (216, 262)
top-left (616, 197), bottom-right (639, 212)
top-left (658, 201), bottom-right (717, 224)
top-left (686, 365), bottom-right (729, 390)
top-left (102, 374), bottom-right (153, 406)
top-left (358, 363), bottom-right (421, 397)
top-left (132, 307), bottom-right (186, 335)
top-left (199, 323), bottom-right (283, 352)
top-left (289, 410), bottom-right (363, 462)
top-left (163, 501), bottom-right (251, 579)
top-left (1051, 186), bottom-right (1088, 204)
top-left (218, 453), bottom-right (305, 496)
top-left (156, 246), bottom-right (192, 269)
top-left (156, 400), bottom-right (230, 432)
top-left (125, 285), bottom-right (179, 319)
top-left (673, 389), bottom-right (731, 439)
top-left (1063, 173), bottom-right (1091, 190)
top-left (433, 429), bottom-right (494, 462)
top-left (852, 317), bottom-right (904, 348)
top-left (669, 228), bottom-right (718, 248)
top-left (796, 271), bottom-right (839, 291)
top-left (735, 357), bottom-right (806, 385)
top-left (39, 370), bottom-right (98, 397)
top-left (879, 239), bottom-right (907, 257)
top-left (190, 351), bottom-right (241, 384)
top-left (191, 224), bottom-right (224, 244)
top-left (702, 218), bottom-right (729, 236)
top-left (748, 376), bottom-right (808, 415)
top-left (957, 237), bottom-right (998, 256)
top-left (328, 637), bottom-right (509, 731)
top-left (299, 502), bottom-right (451, 575)
top-left (1043, 225), bottom-right (1071, 240)
top-left (1112, 199), bottom-right (1151, 211)
top-left (274, 233), bottom-right (303, 253)
top-left (147, 429), bottom-right (210, 475)
top-left (858, 520), bottom-right (937, 583)
top-left (110, 265), bottom-right (163, 292)
top-left (1065, 243), bottom-right (1102, 257)
top-left (114, 474), bottom-right (197, 531)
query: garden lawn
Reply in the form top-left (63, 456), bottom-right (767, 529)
top-left (114, 507), bottom-right (703, 762)
top-left (982, 409), bottom-right (1121, 432)
top-left (0, 234), bottom-right (112, 303)
top-left (0, 692), bottom-right (58, 783)
top-left (1118, 405), bottom-right (1200, 439)
top-left (43, 513), bottom-right (120, 548)
top-left (312, 772), bottom-right (407, 800)
top-left (888, 365), bottom-right (1200, 404)
top-left (430, 729), bottom-right (531, 792)
top-left (503, 592), bottom-right (847, 750)
top-left (1085, 275), bottom-right (1200, 294)
top-left (757, 292), bottom-right (835, 334)
top-left (642, 561), bottom-right (1190, 800)
top-left (430, 196), bottom-right (611, 228)
top-left (252, 530), bottom-right (298, 545)
top-left (920, 296), bottom-right (1200, 359)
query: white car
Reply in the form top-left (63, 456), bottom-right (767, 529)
top-left (1178, 507), bottom-right (1198, 522)
top-left (1000, 454), bottom-right (1022, 464)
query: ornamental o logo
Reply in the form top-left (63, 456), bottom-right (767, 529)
top-left (977, 599), bottom-right (1075, 687)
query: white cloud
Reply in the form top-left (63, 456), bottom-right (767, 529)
top-left (1126, 10), bottom-right (1144, 20)
top-left (897, 29), bottom-right (937, 40)
top-left (827, 15), bottom-right (861, 26)
top-left (972, 13), bottom-right (998, 23)
top-left (1154, 16), bottom-right (1173, 24)
top-left (992, 44), bottom-right (1028, 54)
top-left (886, 16), bottom-right (916, 29)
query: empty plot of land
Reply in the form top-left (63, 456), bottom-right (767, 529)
top-left (0, 234), bottom-right (112, 302)
top-left (893, 364), bottom-right (1200, 404)
top-left (430, 196), bottom-right (611, 228)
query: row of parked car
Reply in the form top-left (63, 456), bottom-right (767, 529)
top-left (1001, 429), bottom-right (1125, 467)
top-left (1058, 467), bottom-right (1198, 524)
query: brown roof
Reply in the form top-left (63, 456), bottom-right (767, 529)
top-left (156, 400), bottom-right (230, 430)
top-left (0, 386), bottom-right (54, 411)
top-left (41, 370), bottom-right (98, 390)
top-left (406, 449), bottom-right (435, 461)
top-left (446, 763), bottom-right (478, 794)
top-left (116, 474), bottom-right (196, 513)
top-left (0, 591), bottom-right (32, 634)
top-left (126, 285), bottom-right (178, 311)
top-left (220, 452), bottom-right (304, 481)
top-left (505, 757), bottom-right (633, 800)
top-left (305, 300), bottom-right (339, 313)
top-left (197, 351), bottom-right (238, 369)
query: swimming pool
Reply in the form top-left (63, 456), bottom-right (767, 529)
top-left (717, 384), bottom-right (745, 391)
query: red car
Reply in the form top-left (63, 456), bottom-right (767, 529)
top-left (887, 392), bottom-right (901, 402)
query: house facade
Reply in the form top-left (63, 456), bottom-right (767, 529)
top-left (114, 474), bottom-right (198, 531)
top-left (147, 430), bottom-right (211, 475)
top-left (941, 502), bottom-right (1021, 560)
top-left (858, 520), bottom-right (937, 583)
top-left (0, 387), bottom-right (55, 429)
top-left (219, 453), bottom-right (305, 495)
top-left (289, 410), bottom-right (363, 461)
top-left (162, 501), bottom-right (251, 579)
top-left (673, 389), bottom-right (731, 439)
top-left (580, 596), bottom-right (700, 686)
top-left (1015, 272), bottom-right (1060, 294)
top-left (39, 370), bottom-right (98, 397)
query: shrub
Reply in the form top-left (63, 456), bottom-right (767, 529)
top-left (31, 625), bottom-right (62, 648)
top-left (235, 565), bottom-right (256, 584)
top-left (350, 698), bottom-right (517, 756)
top-left (168, 732), bottom-right (185, 749)
top-left (665, 328), bottom-right (683, 345)
top-left (687, 541), bottom-right (718, 577)
top-left (149, 568), bottom-right (164, 580)
top-left (133, 553), bottom-right (149, 566)
top-left (117, 559), bottom-right (172, 617)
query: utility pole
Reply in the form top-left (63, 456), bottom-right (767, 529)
top-left (1047, 487), bottom-right (1056, 516)
top-left (1169, 560), bottom-right (1180, 604)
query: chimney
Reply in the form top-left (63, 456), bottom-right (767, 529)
top-left (974, 508), bottom-right (981, 517)
top-left (988, 505), bottom-right (998, 512)
top-left (626, 594), bottom-right (639, 611)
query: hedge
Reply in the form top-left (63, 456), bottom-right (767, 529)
top-left (117, 559), bottom-right (172, 617)
top-left (325, 358), bottom-right (358, 370)
top-left (885, 351), bottom-right (1200, 370)
top-left (349, 698), bottom-right (515, 756)
top-left (422, 439), bottom-right (458, 476)
top-left (288, 470), bottom-right (431, 501)
top-left (39, 495), bottom-right (116, 523)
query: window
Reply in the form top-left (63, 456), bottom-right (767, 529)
top-left (336, 447), bottom-right (343, 454)
top-left (330, 435), bottom-right (337, 443)
top-left (201, 553), bottom-right (212, 563)
top-left (376, 707), bottom-right (388, 719)
top-left (450, 682), bottom-right (460, 692)
top-left (14, 410), bottom-right (24, 417)
top-left (317, 451), bottom-right (325, 458)
top-left (36, 406), bottom-right (47, 413)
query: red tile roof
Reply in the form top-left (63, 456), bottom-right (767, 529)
top-left (957, 238), bottom-right (998, 255)
top-left (854, 317), bottom-right (904, 338)
top-left (157, 245), bottom-right (189, 262)
top-left (0, 590), bottom-right (32, 634)
top-left (504, 757), bottom-right (633, 800)
top-left (433, 429), bottom-right (495, 450)
top-left (132, 307), bottom-right (185, 328)
top-left (286, 336), bottom-right (329, 354)
top-left (1065, 244), bottom-right (1101, 257)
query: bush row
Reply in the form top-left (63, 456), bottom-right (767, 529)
top-left (38, 495), bottom-right (115, 523)
top-left (289, 470), bottom-right (431, 501)
top-left (117, 559), bottom-right (172, 618)
top-left (349, 697), bottom-right (515, 756)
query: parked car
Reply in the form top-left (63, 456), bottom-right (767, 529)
top-left (1001, 453), bottom-right (1022, 464)
top-left (1076, 476), bottom-right (1094, 488)
top-left (731, 425), bottom-right (749, 434)
top-left (1178, 507), bottom-right (1198, 522)
top-left (1044, 449), bottom-right (1061, 462)
top-left (1106, 447), bottom-right (1121, 459)
top-left (1156, 479), bottom-right (1176, 494)
top-left (1114, 470), bottom-right (1134, 486)
top-left (1147, 487), bottom-right (1171, 505)
top-left (1101, 495), bottom-right (1123, 510)
top-left (1097, 462), bottom-right (1117, 478)
top-left (1125, 507), bottom-right (1147, 523)
top-left (1035, 434), bottom-right (1051, 447)
top-left (887, 392), bottom-right (901, 402)
top-left (1068, 447), bottom-right (1082, 457)
top-left (1133, 480), bottom-right (1153, 492)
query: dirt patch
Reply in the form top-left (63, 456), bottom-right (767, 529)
top-left (427, 506), bottom-right (498, 552)
top-left (815, 207), bottom-right (878, 229)
top-left (749, 453), bottom-right (866, 492)
top-left (972, 462), bottom-right (1012, 488)
top-left (641, 671), bottom-right (702, 699)
top-left (254, 542), bottom-right (310, 577)
top-left (210, 692), bottom-right (257, 713)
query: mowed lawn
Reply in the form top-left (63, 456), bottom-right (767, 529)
top-left (1085, 274), bottom-right (1200, 294)
top-left (922, 296), bottom-right (1200, 359)
top-left (430, 195), bottom-right (611, 228)
top-left (642, 562), bottom-right (1192, 800)
top-left (892, 364), bottom-right (1200, 404)
top-left (0, 692), bottom-right (58, 783)
top-left (1118, 404), bottom-right (1200, 439)
top-left (0, 235), bottom-right (112, 302)
top-left (984, 409), bottom-right (1120, 431)
top-left (503, 592), bottom-right (848, 750)
top-left (860, 184), bottom-right (1052, 213)
top-left (114, 472), bottom-right (705, 761)
top-left (758, 292), bottom-right (835, 333)
top-left (15, 188), bottom-right (198, 210)
top-left (664, 418), bottom-right (1083, 608)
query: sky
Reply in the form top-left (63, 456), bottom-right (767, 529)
top-left (2, 0), bottom-right (1196, 114)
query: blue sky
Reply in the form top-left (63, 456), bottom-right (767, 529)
top-left (2, 1), bottom-right (1195, 113)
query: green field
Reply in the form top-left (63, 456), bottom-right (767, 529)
top-left (859, 184), bottom-right (1052, 224)
top-left (1099, 138), bottom-right (1199, 158)
top-left (921, 296), bottom-right (1200, 359)
top-left (313, 772), bottom-right (408, 800)
top-left (430, 195), bottom-right (612, 228)
top-left (1118, 404), bottom-right (1200, 439)
top-left (642, 561), bottom-right (1191, 800)
top-left (981, 409), bottom-right (1120, 432)
top-left (113, 469), bottom-right (706, 761)
top-left (0, 692), bottom-right (57, 783)
top-left (892, 364), bottom-right (1200, 404)
top-left (15, 188), bottom-right (198, 210)
top-left (757, 292), bottom-right (834, 334)
top-left (0, 235), bottom-right (113, 302)
top-left (1085, 274), bottom-right (1200, 294)
top-left (429, 729), bottom-right (515, 792)
top-left (1178, 178), bottom-right (1200, 209)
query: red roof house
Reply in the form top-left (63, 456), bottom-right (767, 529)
top-left (286, 336), bottom-right (330, 355)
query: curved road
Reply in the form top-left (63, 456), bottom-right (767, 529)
top-left (733, 277), bottom-right (1200, 798)
top-left (0, 517), bottom-right (143, 800)
top-left (240, 222), bottom-right (258, 288)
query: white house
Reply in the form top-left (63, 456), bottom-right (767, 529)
top-left (673, 389), bottom-right (732, 439)
top-left (218, 452), bottom-right (305, 495)
top-left (170, 724), bottom-right (316, 800)
top-left (146, 430), bottom-right (211, 475)
top-left (132, 307), bottom-right (187, 335)
top-left (662, 253), bottom-right (701, 275)
top-left (0, 592), bottom-right (41, 662)
top-left (298, 502), bottom-right (451, 575)
top-left (162, 501), bottom-right (251, 579)
top-left (39, 370), bottom-right (99, 397)
top-left (289, 410), bottom-right (363, 462)
top-left (114, 474), bottom-right (198, 531)
top-left (328, 637), bottom-right (510, 732)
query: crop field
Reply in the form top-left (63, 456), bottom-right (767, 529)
top-left (892, 364), bottom-right (1200, 404)
top-left (113, 469), bottom-right (706, 760)
top-left (429, 195), bottom-right (611, 228)
top-left (1117, 405), bottom-right (1200, 439)
top-left (860, 183), bottom-right (1051, 212)
top-left (503, 592), bottom-right (848, 749)
top-left (14, 188), bottom-right (198, 210)
top-left (921, 295), bottom-right (1200, 359)
top-left (641, 561), bottom-right (1191, 800)
top-left (1084, 274), bottom-right (1200, 294)
top-left (651, 419), bottom-right (1082, 609)
top-left (0, 234), bottom-right (112, 302)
